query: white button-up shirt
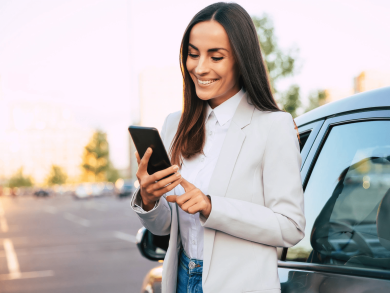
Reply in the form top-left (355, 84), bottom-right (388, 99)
top-left (173, 88), bottom-right (245, 260)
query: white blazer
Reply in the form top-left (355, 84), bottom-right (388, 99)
top-left (132, 93), bottom-right (305, 293)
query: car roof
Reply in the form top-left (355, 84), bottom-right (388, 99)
top-left (294, 86), bottom-right (390, 127)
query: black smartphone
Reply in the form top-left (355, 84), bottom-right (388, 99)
top-left (128, 126), bottom-right (173, 179)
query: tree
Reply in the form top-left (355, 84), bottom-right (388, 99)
top-left (107, 162), bottom-right (120, 183)
top-left (46, 165), bottom-right (67, 185)
top-left (279, 85), bottom-right (301, 118)
top-left (81, 130), bottom-right (119, 182)
top-left (8, 168), bottom-right (33, 188)
top-left (305, 90), bottom-right (327, 113)
top-left (252, 15), bottom-right (301, 116)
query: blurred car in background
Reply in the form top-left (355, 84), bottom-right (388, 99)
top-left (115, 179), bottom-right (136, 198)
top-left (33, 189), bottom-right (49, 197)
top-left (73, 184), bottom-right (92, 199)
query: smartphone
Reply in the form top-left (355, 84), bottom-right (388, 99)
top-left (128, 126), bottom-right (173, 179)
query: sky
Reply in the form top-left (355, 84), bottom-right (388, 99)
top-left (0, 0), bottom-right (389, 171)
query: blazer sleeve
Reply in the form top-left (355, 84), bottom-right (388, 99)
top-left (129, 114), bottom-right (173, 236)
top-left (201, 113), bottom-right (306, 247)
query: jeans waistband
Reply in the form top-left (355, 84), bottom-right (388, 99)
top-left (180, 249), bottom-right (203, 274)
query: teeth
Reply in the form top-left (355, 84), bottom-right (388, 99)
top-left (198, 79), bottom-right (216, 85)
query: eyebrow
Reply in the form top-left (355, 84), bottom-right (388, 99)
top-left (189, 43), bottom-right (229, 53)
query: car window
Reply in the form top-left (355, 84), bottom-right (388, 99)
top-left (287, 120), bottom-right (390, 271)
top-left (298, 130), bottom-right (311, 152)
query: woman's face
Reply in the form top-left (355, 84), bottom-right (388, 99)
top-left (186, 21), bottom-right (241, 108)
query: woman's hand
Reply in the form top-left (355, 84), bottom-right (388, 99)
top-left (135, 148), bottom-right (183, 211)
top-left (166, 178), bottom-right (212, 218)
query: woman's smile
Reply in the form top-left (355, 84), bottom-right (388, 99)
top-left (197, 78), bottom-right (218, 86)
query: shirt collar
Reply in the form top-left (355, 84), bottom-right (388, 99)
top-left (205, 88), bottom-right (245, 126)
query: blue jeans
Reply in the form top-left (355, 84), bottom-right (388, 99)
top-left (177, 249), bottom-right (203, 293)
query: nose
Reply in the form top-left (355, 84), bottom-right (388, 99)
top-left (194, 56), bottom-right (210, 76)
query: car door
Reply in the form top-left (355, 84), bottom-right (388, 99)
top-left (279, 110), bottom-right (390, 292)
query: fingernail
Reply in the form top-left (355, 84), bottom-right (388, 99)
top-left (176, 172), bottom-right (181, 177)
top-left (148, 148), bottom-right (152, 153)
top-left (173, 165), bottom-right (179, 171)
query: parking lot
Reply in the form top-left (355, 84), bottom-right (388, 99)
top-left (0, 194), bottom-right (157, 293)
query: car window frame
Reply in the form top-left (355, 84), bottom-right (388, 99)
top-left (297, 120), bottom-right (325, 172)
top-left (279, 109), bottom-right (390, 280)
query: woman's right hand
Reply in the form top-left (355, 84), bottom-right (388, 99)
top-left (135, 147), bottom-right (182, 211)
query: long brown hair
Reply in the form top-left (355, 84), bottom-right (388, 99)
top-left (170, 2), bottom-right (299, 166)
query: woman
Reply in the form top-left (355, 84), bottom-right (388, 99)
top-left (131, 2), bottom-right (305, 293)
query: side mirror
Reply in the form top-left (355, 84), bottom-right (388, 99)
top-left (135, 227), bottom-right (170, 261)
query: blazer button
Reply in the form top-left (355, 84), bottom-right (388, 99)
top-left (189, 261), bottom-right (196, 270)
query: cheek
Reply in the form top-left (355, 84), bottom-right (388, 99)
top-left (186, 59), bottom-right (196, 74)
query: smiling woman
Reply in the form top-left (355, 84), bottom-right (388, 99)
top-left (131, 2), bottom-right (305, 293)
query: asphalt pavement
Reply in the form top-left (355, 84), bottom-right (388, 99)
top-left (0, 194), bottom-right (159, 293)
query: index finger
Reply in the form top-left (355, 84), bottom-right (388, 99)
top-left (180, 178), bottom-right (195, 192)
top-left (139, 147), bottom-right (153, 173)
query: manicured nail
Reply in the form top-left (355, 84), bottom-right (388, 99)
top-left (148, 148), bottom-right (152, 153)
top-left (176, 173), bottom-right (181, 177)
top-left (173, 165), bottom-right (179, 171)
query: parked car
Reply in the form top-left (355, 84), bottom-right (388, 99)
top-left (135, 87), bottom-right (390, 293)
top-left (33, 189), bottom-right (49, 197)
top-left (116, 180), bottom-right (136, 198)
top-left (73, 184), bottom-right (92, 199)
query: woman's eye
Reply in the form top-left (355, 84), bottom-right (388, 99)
top-left (211, 57), bottom-right (223, 61)
top-left (188, 53), bottom-right (199, 58)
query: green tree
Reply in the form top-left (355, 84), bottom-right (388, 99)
top-left (305, 90), bottom-right (327, 113)
top-left (279, 85), bottom-right (301, 118)
top-left (252, 15), bottom-right (301, 115)
top-left (81, 130), bottom-right (118, 182)
top-left (8, 168), bottom-right (33, 188)
top-left (107, 162), bottom-right (120, 183)
top-left (46, 165), bottom-right (67, 185)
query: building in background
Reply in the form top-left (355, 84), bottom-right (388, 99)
top-left (0, 100), bottom-right (92, 185)
top-left (129, 66), bottom-right (183, 179)
top-left (325, 70), bottom-right (390, 104)
top-left (354, 70), bottom-right (390, 93)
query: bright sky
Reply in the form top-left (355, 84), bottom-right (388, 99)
top-left (1, 0), bottom-right (389, 170)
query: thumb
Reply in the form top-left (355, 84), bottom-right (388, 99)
top-left (165, 195), bottom-right (177, 203)
top-left (180, 178), bottom-right (195, 192)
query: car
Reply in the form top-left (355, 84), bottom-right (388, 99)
top-left (135, 86), bottom-right (390, 293)
top-left (116, 180), bottom-right (136, 198)
top-left (34, 189), bottom-right (49, 197)
top-left (73, 184), bottom-right (92, 199)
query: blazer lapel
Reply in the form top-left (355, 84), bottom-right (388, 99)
top-left (202, 93), bottom-right (255, 283)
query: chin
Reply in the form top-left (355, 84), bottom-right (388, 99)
top-left (195, 87), bottom-right (217, 101)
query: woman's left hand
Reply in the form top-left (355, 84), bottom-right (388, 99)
top-left (166, 178), bottom-right (212, 218)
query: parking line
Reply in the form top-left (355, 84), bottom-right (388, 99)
top-left (0, 200), bottom-right (8, 232)
top-left (3, 239), bottom-right (21, 279)
top-left (0, 270), bottom-right (54, 281)
top-left (113, 231), bottom-right (136, 243)
top-left (64, 213), bottom-right (90, 227)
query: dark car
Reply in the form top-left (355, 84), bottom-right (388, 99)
top-left (34, 189), bottom-right (49, 197)
top-left (135, 86), bottom-right (390, 293)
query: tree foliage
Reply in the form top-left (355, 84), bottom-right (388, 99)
top-left (46, 165), bottom-right (67, 186)
top-left (81, 130), bottom-right (119, 182)
top-left (8, 168), bottom-right (33, 188)
top-left (305, 90), bottom-right (327, 113)
top-left (252, 15), bottom-right (299, 94)
top-left (279, 85), bottom-right (301, 118)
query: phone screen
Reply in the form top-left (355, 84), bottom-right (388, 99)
top-left (128, 126), bottom-right (173, 179)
